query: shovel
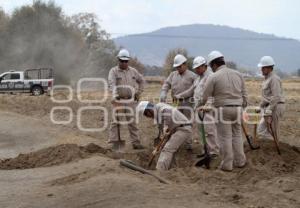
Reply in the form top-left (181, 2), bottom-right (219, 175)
top-left (195, 112), bottom-right (211, 169)
top-left (241, 122), bottom-right (260, 150)
top-left (267, 123), bottom-right (281, 155)
top-left (116, 109), bottom-right (125, 150)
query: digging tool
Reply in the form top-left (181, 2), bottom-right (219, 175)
top-left (153, 120), bottom-right (164, 147)
top-left (267, 123), bottom-right (281, 155)
top-left (120, 159), bottom-right (169, 184)
top-left (195, 112), bottom-right (211, 169)
top-left (253, 123), bottom-right (258, 143)
top-left (148, 129), bottom-right (174, 168)
top-left (241, 122), bottom-right (260, 150)
top-left (115, 109), bottom-right (125, 150)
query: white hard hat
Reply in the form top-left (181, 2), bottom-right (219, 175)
top-left (257, 56), bottom-right (275, 68)
top-left (173, 54), bottom-right (187, 68)
top-left (192, 56), bottom-right (207, 69)
top-left (117, 49), bottom-right (130, 61)
top-left (137, 101), bottom-right (150, 115)
top-left (207, 51), bottom-right (224, 65)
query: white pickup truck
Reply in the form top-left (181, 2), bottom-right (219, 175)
top-left (0, 68), bottom-right (54, 96)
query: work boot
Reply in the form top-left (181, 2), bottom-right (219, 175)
top-left (132, 142), bottom-right (145, 150)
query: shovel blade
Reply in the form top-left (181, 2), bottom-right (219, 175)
top-left (112, 140), bottom-right (125, 151)
top-left (195, 155), bottom-right (211, 169)
top-left (246, 135), bottom-right (260, 150)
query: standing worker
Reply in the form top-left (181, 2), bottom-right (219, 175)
top-left (137, 101), bottom-right (192, 171)
top-left (108, 49), bottom-right (145, 150)
top-left (257, 56), bottom-right (285, 141)
top-left (160, 54), bottom-right (197, 149)
top-left (175, 56), bottom-right (219, 156)
top-left (201, 51), bottom-right (247, 172)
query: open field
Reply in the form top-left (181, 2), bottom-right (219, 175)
top-left (0, 79), bottom-right (299, 208)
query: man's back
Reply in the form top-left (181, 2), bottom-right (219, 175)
top-left (155, 103), bottom-right (190, 131)
top-left (203, 65), bottom-right (247, 107)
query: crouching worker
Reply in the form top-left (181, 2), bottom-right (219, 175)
top-left (137, 101), bottom-right (192, 171)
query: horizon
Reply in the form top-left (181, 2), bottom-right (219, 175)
top-left (1, 0), bottom-right (299, 40)
top-left (113, 23), bottom-right (300, 42)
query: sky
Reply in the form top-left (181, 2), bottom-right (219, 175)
top-left (1, 0), bottom-right (299, 40)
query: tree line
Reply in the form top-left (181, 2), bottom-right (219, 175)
top-left (0, 1), bottom-right (295, 83)
top-left (0, 1), bottom-right (147, 84)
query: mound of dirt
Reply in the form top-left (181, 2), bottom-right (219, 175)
top-left (0, 143), bottom-right (108, 170)
top-left (1, 139), bottom-right (299, 183)
top-left (240, 140), bottom-right (300, 181)
top-left (156, 140), bottom-right (300, 187)
top-left (152, 140), bottom-right (300, 208)
top-left (1, 140), bottom-right (299, 207)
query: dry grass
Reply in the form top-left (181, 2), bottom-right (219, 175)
top-left (0, 79), bottom-right (299, 146)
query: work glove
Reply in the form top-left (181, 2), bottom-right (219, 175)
top-left (163, 126), bottom-right (170, 136)
top-left (197, 104), bottom-right (212, 112)
top-left (134, 93), bottom-right (140, 102)
top-left (263, 109), bottom-right (272, 116)
top-left (254, 107), bottom-right (261, 114)
top-left (111, 94), bottom-right (121, 105)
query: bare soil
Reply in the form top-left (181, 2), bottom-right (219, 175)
top-left (0, 79), bottom-right (299, 208)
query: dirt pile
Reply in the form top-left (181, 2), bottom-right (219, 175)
top-left (240, 141), bottom-right (300, 180)
top-left (157, 140), bottom-right (300, 187)
top-left (1, 139), bottom-right (299, 186)
top-left (162, 140), bottom-right (300, 208)
top-left (0, 140), bottom-right (299, 207)
top-left (2, 139), bottom-right (299, 174)
top-left (0, 143), bottom-right (108, 170)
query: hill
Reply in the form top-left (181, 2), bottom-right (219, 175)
top-left (115, 24), bottom-right (300, 72)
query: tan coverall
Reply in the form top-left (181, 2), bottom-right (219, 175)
top-left (160, 70), bottom-right (197, 147)
top-left (202, 65), bottom-right (247, 171)
top-left (108, 66), bottom-right (145, 144)
top-left (160, 70), bottom-right (197, 120)
top-left (154, 103), bottom-right (192, 171)
top-left (257, 72), bottom-right (285, 141)
top-left (176, 70), bottom-right (219, 155)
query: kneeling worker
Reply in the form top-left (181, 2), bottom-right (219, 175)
top-left (137, 101), bottom-right (192, 171)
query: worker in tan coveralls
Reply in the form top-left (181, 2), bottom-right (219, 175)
top-left (137, 101), bottom-right (192, 170)
top-left (108, 49), bottom-right (145, 150)
top-left (256, 56), bottom-right (285, 141)
top-left (174, 56), bottom-right (219, 156)
top-left (201, 51), bottom-right (247, 171)
top-left (160, 54), bottom-right (197, 149)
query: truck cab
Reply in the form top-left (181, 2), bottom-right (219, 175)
top-left (0, 68), bottom-right (54, 95)
top-left (0, 71), bottom-right (25, 92)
